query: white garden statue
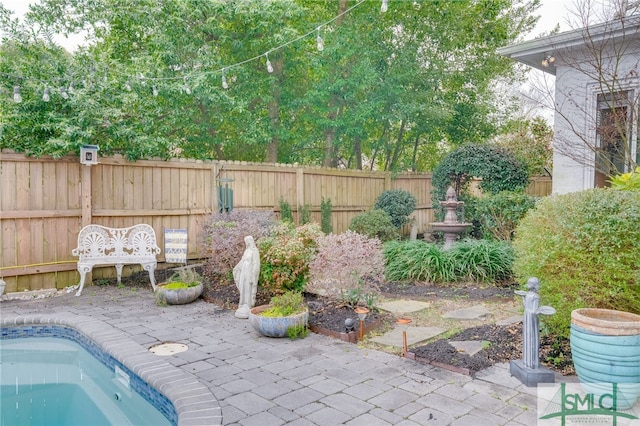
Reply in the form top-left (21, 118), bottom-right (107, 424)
top-left (233, 236), bottom-right (261, 319)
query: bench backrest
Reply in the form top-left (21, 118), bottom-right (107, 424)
top-left (72, 224), bottom-right (161, 261)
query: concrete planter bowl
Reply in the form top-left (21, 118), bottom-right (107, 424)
top-left (570, 308), bottom-right (640, 409)
top-left (154, 282), bottom-right (203, 305)
top-left (248, 305), bottom-right (309, 338)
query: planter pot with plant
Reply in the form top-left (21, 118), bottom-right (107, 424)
top-left (570, 308), bottom-right (640, 409)
top-left (248, 291), bottom-right (309, 338)
top-left (154, 268), bottom-right (203, 305)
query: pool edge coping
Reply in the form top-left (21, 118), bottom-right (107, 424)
top-left (0, 313), bottom-right (222, 426)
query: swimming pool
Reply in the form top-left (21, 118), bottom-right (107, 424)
top-left (1, 326), bottom-right (175, 425)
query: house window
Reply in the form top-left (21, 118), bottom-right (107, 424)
top-left (594, 91), bottom-right (637, 187)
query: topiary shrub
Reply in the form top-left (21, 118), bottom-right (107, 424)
top-left (257, 222), bottom-right (324, 294)
top-left (308, 231), bottom-right (385, 301)
top-left (200, 210), bottom-right (276, 284)
top-left (374, 189), bottom-right (417, 228)
top-left (321, 197), bottom-right (333, 234)
top-left (431, 144), bottom-right (530, 219)
top-left (349, 209), bottom-right (398, 242)
top-left (474, 191), bottom-right (537, 241)
top-left (513, 189), bottom-right (640, 338)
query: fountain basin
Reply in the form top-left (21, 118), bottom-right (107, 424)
top-left (431, 222), bottom-right (472, 249)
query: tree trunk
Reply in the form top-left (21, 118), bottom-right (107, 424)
top-left (353, 136), bottom-right (363, 170)
top-left (389, 119), bottom-right (406, 171)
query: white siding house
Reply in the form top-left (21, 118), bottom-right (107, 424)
top-left (498, 15), bottom-right (640, 194)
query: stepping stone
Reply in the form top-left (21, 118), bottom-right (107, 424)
top-left (377, 300), bottom-right (431, 314)
top-left (442, 304), bottom-right (491, 320)
top-left (371, 326), bottom-right (446, 348)
top-left (496, 315), bottom-right (522, 326)
top-left (450, 341), bottom-right (485, 356)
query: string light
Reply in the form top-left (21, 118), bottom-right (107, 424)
top-left (2, 0), bottom-right (368, 102)
top-left (265, 52), bottom-right (274, 73)
top-left (221, 69), bottom-right (229, 89)
top-left (316, 27), bottom-right (324, 52)
top-left (381, 0), bottom-right (388, 13)
top-left (152, 85), bottom-right (158, 96)
top-left (42, 87), bottom-right (50, 102)
top-left (13, 86), bottom-right (22, 103)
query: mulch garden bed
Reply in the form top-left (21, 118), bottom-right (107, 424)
top-left (117, 268), bottom-right (575, 377)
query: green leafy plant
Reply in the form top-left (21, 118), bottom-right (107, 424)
top-left (374, 189), bottom-right (417, 228)
top-left (257, 222), bottom-right (323, 293)
top-left (513, 189), bottom-right (640, 338)
top-left (608, 167), bottom-right (640, 191)
top-left (473, 191), bottom-right (537, 241)
top-left (349, 209), bottom-right (398, 242)
top-left (262, 290), bottom-right (306, 317)
top-left (279, 197), bottom-right (293, 222)
top-left (299, 203), bottom-right (312, 224)
top-left (383, 239), bottom-right (514, 284)
top-left (286, 323), bottom-right (309, 339)
top-left (431, 144), bottom-right (529, 220)
top-left (165, 268), bottom-right (202, 288)
top-left (321, 197), bottom-right (333, 234)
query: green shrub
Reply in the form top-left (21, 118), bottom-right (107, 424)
top-left (374, 189), bottom-right (417, 228)
top-left (473, 191), bottom-right (537, 241)
top-left (513, 189), bottom-right (640, 338)
top-left (279, 197), bottom-right (293, 222)
top-left (263, 290), bottom-right (306, 317)
top-left (383, 239), bottom-right (514, 284)
top-left (384, 240), bottom-right (454, 283)
top-left (257, 222), bottom-right (323, 293)
top-left (447, 239), bottom-right (514, 283)
top-left (431, 144), bottom-right (529, 220)
top-left (608, 167), bottom-right (640, 191)
top-left (349, 209), bottom-right (398, 242)
top-left (321, 197), bottom-right (333, 234)
top-left (299, 203), bottom-right (312, 224)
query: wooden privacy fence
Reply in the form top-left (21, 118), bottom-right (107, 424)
top-left (0, 151), bottom-right (551, 293)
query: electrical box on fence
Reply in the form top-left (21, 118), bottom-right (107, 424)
top-left (80, 145), bottom-right (99, 166)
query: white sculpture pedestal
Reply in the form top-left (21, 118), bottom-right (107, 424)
top-left (235, 304), bottom-right (251, 319)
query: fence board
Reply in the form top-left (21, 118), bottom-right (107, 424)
top-left (0, 151), bottom-right (551, 292)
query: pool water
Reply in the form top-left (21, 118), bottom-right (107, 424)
top-left (0, 337), bottom-right (172, 426)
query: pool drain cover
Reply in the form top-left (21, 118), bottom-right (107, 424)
top-left (149, 342), bottom-right (188, 356)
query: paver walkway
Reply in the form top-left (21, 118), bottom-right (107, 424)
top-left (1, 287), bottom-right (572, 425)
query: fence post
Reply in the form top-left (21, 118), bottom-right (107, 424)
top-left (296, 167), bottom-right (304, 225)
top-left (81, 165), bottom-right (92, 227)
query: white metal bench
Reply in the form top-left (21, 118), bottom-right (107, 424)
top-left (72, 224), bottom-right (161, 296)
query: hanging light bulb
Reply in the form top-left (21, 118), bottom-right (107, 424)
top-left (42, 87), bottom-right (50, 102)
top-left (183, 77), bottom-right (191, 94)
top-left (13, 85), bottom-right (22, 103)
top-left (139, 73), bottom-right (146, 85)
top-left (68, 81), bottom-right (74, 95)
top-left (60, 86), bottom-right (69, 99)
top-left (222, 69), bottom-right (229, 89)
top-left (316, 27), bottom-right (324, 52)
top-left (125, 80), bottom-right (132, 91)
top-left (152, 85), bottom-right (158, 97)
top-left (381, 0), bottom-right (388, 12)
top-left (266, 53), bottom-right (274, 73)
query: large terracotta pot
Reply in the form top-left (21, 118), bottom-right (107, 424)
top-left (570, 308), bottom-right (640, 409)
top-left (248, 305), bottom-right (309, 338)
top-left (154, 282), bottom-right (203, 305)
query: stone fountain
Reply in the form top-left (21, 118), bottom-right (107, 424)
top-left (430, 186), bottom-right (471, 249)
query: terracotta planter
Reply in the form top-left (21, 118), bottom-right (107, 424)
top-left (248, 305), bottom-right (309, 338)
top-left (570, 308), bottom-right (640, 409)
top-left (154, 282), bottom-right (203, 305)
